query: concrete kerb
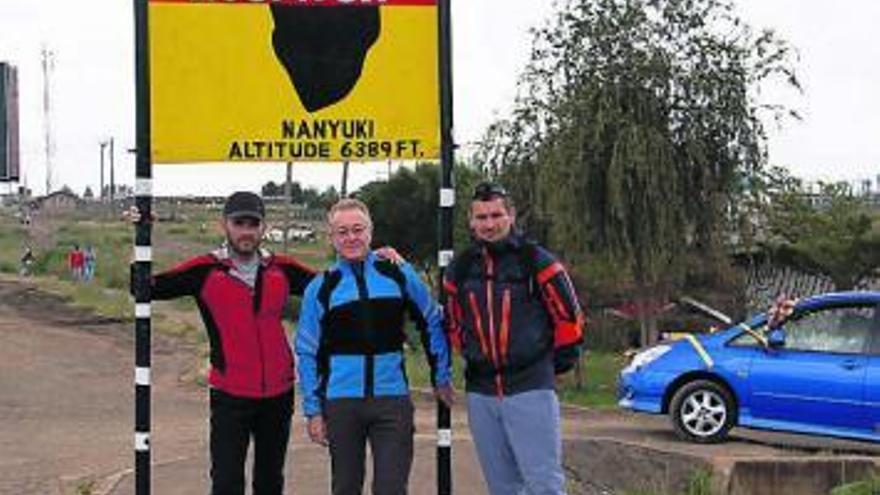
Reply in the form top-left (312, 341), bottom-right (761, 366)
top-left (565, 435), bottom-right (880, 495)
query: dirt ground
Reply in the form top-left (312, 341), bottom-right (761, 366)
top-left (2, 277), bottom-right (877, 495)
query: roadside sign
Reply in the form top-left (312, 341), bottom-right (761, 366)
top-left (149, 0), bottom-right (440, 164)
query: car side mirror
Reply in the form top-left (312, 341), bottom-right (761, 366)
top-left (766, 328), bottom-right (786, 348)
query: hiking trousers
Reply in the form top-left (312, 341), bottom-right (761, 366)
top-left (209, 388), bottom-right (294, 495)
top-left (467, 389), bottom-right (566, 495)
top-left (324, 396), bottom-right (415, 495)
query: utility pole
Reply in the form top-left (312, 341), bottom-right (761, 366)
top-left (283, 162), bottom-right (292, 254)
top-left (110, 137), bottom-right (116, 217)
top-left (100, 141), bottom-right (108, 200)
top-left (340, 160), bottom-right (349, 198)
top-left (41, 46), bottom-right (54, 195)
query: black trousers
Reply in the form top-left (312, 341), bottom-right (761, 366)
top-left (325, 396), bottom-right (415, 495)
top-left (209, 388), bottom-right (294, 495)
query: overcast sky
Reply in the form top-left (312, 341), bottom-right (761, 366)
top-left (1, 0), bottom-right (878, 197)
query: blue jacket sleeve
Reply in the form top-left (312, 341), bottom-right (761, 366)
top-left (295, 274), bottom-right (325, 417)
top-left (401, 262), bottom-right (451, 387)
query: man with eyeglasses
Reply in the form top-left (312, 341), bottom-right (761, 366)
top-left (133, 191), bottom-right (314, 495)
top-left (443, 182), bottom-right (584, 495)
top-left (296, 198), bottom-right (453, 495)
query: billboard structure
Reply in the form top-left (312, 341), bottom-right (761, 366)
top-left (0, 62), bottom-right (20, 182)
top-left (149, 0), bottom-right (441, 164)
top-left (135, 2), bottom-right (454, 493)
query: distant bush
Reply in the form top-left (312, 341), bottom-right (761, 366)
top-left (831, 478), bottom-right (880, 495)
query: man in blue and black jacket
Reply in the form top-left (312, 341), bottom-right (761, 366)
top-left (296, 198), bottom-right (453, 495)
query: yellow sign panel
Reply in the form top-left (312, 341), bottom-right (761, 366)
top-left (149, 0), bottom-right (440, 164)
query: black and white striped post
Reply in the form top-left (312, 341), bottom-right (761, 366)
top-left (133, 1), bottom-right (153, 493)
top-left (437, 0), bottom-right (455, 493)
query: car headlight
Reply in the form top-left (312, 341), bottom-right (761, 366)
top-left (622, 344), bottom-right (672, 374)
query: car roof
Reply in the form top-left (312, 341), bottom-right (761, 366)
top-left (796, 291), bottom-right (880, 311)
top-left (728, 291), bottom-right (880, 333)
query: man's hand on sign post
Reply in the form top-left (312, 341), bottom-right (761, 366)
top-left (307, 416), bottom-right (328, 447)
top-left (124, 206), bottom-right (157, 225)
top-left (435, 384), bottom-right (455, 409)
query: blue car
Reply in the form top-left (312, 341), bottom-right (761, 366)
top-left (619, 291), bottom-right (880, 443)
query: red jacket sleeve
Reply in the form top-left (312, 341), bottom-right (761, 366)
top-left (534, 251), bottom-right (585, 349)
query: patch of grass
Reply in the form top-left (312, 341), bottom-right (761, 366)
top-left (618, 469), bottom-right (716, 495)
top-left (831, 478), bottom-right (880, 495)
top-left (403, 343), bottom-right (622, 408)
top-left (683, 470), bottom-right (715, 495)
top-left (75, 478), bottom-right (97, 495)
top-left (0, 214), bottom-right (29, 274)
top-left (557, 351), bottom-right (625, 408)
top-left (30, 277), bottom-right (132, 320)
top-left (403, 345), bottom-right (466, 391)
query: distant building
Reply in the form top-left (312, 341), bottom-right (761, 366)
top-left (801, 175), bottom-right (880, 210)
top-left (31, 190), bottom-right (81, 214)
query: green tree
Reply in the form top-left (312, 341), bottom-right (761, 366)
top-left (356, 163), bottom-right (485, 268)
top-left (261, 181), bottom-right (283, 197)
top-left (477, 0), bottom-right (799, 344)
top-left (763, 175), bottom-right (880, 290)
top-left (316, 186), bottom-right (340, 211)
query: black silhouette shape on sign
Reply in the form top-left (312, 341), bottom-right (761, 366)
top-left (270, 5), bottom-right (381, 113)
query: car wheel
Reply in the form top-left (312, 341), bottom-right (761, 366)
top-left (669, 379), bottom-right (735, 443)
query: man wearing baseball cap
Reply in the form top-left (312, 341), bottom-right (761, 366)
top-left (134, 191), bottom-right (314, 495)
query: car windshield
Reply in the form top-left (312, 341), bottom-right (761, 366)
top-left (728, 303), bottom-right (876, 353)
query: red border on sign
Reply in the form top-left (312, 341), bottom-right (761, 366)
top-left (149, 0), bottom-right (436, 6)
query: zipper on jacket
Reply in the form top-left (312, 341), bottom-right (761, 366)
top-left (483, 248), bottom-right (502, 398)
top-left (353, 263), bottom-right (374, 398)
top-left (253, 264), bottom-right (267, 394)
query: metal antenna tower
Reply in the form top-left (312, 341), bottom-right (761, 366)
top-left (41, 46), bottom-right (54, 195)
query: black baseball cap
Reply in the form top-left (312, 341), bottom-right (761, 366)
top-left (472, 181), bottom-right (508, 200)
top-left (223, 191), bottom-right (265, 221)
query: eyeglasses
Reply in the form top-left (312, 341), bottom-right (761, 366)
top-left (331, 224), bottom-right (369, 238)
top-left (472, 182), bottom-right (508, 200)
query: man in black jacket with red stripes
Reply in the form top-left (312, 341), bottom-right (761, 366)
top-left (443, 182), bottom-right (584, 495)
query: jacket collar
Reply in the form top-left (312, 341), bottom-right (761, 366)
top-left (475, 231), bottom-right (526, 256)
top-left (212, 244), bottom-right (273, 268)
top-left (333, 251), bottom-right (376, 274)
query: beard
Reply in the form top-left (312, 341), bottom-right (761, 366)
top-left (228, 235), bottom-right (260, 257)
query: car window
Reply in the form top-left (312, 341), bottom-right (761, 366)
top-left (729, 327), bottom-right (764, 347)
top-left (783, 305), bottom-right (875, 354)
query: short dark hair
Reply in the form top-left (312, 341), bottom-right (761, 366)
top-left (472, 181), bottom-right (508, 201)
top-left (471, 181), bottom-right (515, 212)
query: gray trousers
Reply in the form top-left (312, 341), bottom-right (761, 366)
top-left (467, 389), bottom-right (566, 495)
top-left (324, 396), bottom-right (415, 495)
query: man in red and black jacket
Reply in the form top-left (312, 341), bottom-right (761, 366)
top-left (443, 182), bottom-right (584, 495)
top-left (138, 191), bottom-right (314, 495)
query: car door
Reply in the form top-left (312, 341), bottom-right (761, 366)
top-left (861, 305), bottom-right (880, 434)
top-left (747, 303), bottom-right (875, 432)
